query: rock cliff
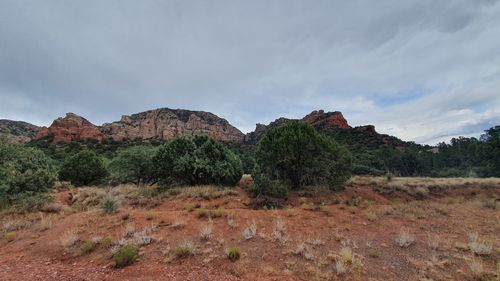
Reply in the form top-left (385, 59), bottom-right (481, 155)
top-left (99, 108), bottom-right (244, 142)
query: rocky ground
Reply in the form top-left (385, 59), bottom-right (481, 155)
top-left (1, 177), bottom-right (499, 281)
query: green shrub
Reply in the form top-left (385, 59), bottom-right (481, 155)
top-left (80, 240), bottom-right (97, 254)
top-left (0, 143), bottom-right (56, 206)
top-left (154, 136), bottom-right (243, 186)
top-left (101, 197), bottom-right (119, 214)
top-left (59, 150), bottom-right (108, 186)
top-left (108, 145), bottom-right (158, 185)
top-left (226, 247), bottom-right (241, 261)
top-left (113, 244), bottom-right (138, 268)
top-left (253, 121), bottom-right (352, 197)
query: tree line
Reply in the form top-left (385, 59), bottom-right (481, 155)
top-left (1, 122), bottom-right (499, 208)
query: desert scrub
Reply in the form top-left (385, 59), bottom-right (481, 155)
top-left (271, 217), bottom-right (287, 245)
top-left (60, 229), bottom-right (79, 249)
top-left (320, 205), bottom-right (333, 216)
top-left (174, 241), bottom-right (194, 258)
top-left (301, 202), bottom-right (316, 211)
top-left (170, 220), bottom-right (186, 229)
top-left (100, 236), bottom-right (115, 248)
top-left (210, 207), bottom-right (225, 218)
top-left (396, 228), bottom-right (415, 248)
top-left (4, 231), bottom-right (16, 242)
top-left (113, 244), bottom-right (138, 268)
top-left (80, 240), bottom-right (97, 254)
top-left (242, 222), bottom-right (257, 240)
top-left (227, 213), bottom-right (237, 228)
top-left (293, 241), bottom-right (314, 260)
top-left (184, 203), bottom-right (197, 212)
top-left (144, 211), bottom-right (156, 221)
top-left (195, 208), bottom-right (209, 218)
top-left (365, 210), bottom-right (378, 222)
top-left (101, 197), bottom-right (119, 214)
top-left (226, 247), bottom-right (241, 261)
top-left (468, 233), bottom-right (492, 255)
top-left (133, 228), bottom-right (154, 246)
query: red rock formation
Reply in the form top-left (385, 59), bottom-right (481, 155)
top-left (36, 113), bottom-right (103, 143)
top-left (302, 110), bottom-right (350, 129)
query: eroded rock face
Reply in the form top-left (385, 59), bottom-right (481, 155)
top-left (36, 113), bottom-right (103, 143)
top-left (0, 120), bottom-right (39, 143)
top-left (100, 108), bottom-right (244, 142)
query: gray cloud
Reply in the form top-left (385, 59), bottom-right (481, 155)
top-left (1, 0), bottom-right (499, 144)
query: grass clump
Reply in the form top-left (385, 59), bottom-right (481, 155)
top-left (101, 197), bottom-right (119, 214)
top-left (174, 241), bottom-right (194, 258)
top-left (80, 240), bottom-right (97, 254)
top-left (226, 247), bottom-right (241, 262)
top-left (195, 208), bottom-right (209, 218)
top-left (4, 231), bottom-right (16, 242)
top-left (100, 236), bottom-right (115, 249)
top-left (113, 244), bottom-right (138, 268)
top-left (199, 220), bottom-right (213, 240)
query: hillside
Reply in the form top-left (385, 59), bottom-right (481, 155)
top-left (0, 119), bottom-right (39, 144)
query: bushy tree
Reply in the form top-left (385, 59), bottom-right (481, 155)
top-left (0, 143), bottom-right (56, 205)
top-left (484, 126), bottom-right (500, 176)
top-left (253, 121), bottom-right (352, 197)
top-left (154, 136), bottom-right (243, 186)
top-left (59, 150), bottom-right (108, 186)
top-left (108, 145), bottom-right (158, 185)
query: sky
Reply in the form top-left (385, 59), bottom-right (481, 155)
top-left (1, 0), bottom-right (500, 145)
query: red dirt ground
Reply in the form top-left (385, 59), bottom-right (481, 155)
top-left (1, 181), bottom-right (499, 281)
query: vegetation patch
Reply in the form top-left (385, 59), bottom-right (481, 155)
top-left (113, 244), bottom-right (139, 268)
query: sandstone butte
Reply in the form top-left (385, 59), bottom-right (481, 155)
top-left (34, 108), bottom-right (356, 144)
top-left (36, 113), bottom-right (103, 143)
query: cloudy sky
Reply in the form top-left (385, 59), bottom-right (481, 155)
top-left (1, 0), bottom-right (500, 144)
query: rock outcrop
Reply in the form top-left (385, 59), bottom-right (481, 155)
top-left (36, 113), bottom-right (103, 143)
top-left (100, 108), bottom-right (245, 142)
top-left (0, 120), bottom-right (39, 143)
top-left (244, 110), bottom-right (351, 144)
top-left (302, 110), bottom-right (350, 130)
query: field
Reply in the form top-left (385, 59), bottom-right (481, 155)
top-left (1, 176), bottom-right (499, 281)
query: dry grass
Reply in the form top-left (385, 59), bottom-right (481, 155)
top-left (170, 220), bottom-right (187, 229)
top-left (396, 228), bottom-right (415, 248)
top-left (227, 213), bottom-right (237, 228)
top-left (199, 219), bottom-right (213, 240)
top-left (350, 176), bottom-right (500, 189)
top-left (293, 241), bottom-right (314, 260)
top-left (468, 232), bottom-right (492, 256)
top-left (271, 217), bottom-right (287, 245)
top-left (60, 229), bottom-right (79, 249)
top-left (242, 222), bottom-right (257, 240)
top-left (170, 186), bottom-right (238, 200)
top-left (133, 227), bottom-right (154, 246)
